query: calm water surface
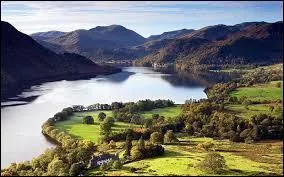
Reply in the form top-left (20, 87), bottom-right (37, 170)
top-left (1, 67), bottom-right (212, 168)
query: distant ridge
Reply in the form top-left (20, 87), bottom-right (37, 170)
top-left (29, 21), bottom-right (283, 66)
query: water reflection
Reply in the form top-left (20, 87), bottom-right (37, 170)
top-left (161, 70), bottom-right (241, 88)
top-left (95, 71), bottom-right (135, 83)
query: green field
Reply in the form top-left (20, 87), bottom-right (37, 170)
top-left (55, 111), bottom-right (138, 143)
top-left (230, 82), bottom-right (282, 102)
top-left (54, 106), bottom-right (182, 143)
top-left (140, 105), bottom-right (182, 120)
top-left (226, 104), bottom-right (282, 119)
top-left (88, 137), bottom-right (283, 176)
top-left (227, 80), bottom-right (282, 119)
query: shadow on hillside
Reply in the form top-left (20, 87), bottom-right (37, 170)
top-left (223, 169), bottom-right (279, 176)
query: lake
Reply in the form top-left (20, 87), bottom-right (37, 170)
top-left (1, 67), bottom-right (235, 168)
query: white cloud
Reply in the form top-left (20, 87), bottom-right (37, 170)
top-left (1, 1), bottom-right (282, 37)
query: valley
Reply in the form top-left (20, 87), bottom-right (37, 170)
top-left (1, 2), bottom-right (283, 176)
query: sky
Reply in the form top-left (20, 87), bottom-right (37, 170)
top-left (1, 1), bottom-right (283, 38)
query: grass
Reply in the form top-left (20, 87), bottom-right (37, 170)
top-left (55, 111), bottom-right (139, 143)
top-left (227, 80), bottom-right (282, 119)
top-left (225, 104), bottom-right (281, 119)
top-left (230, 82), bottom-right (282, 102)
top-left (54, 105), bottom-right (182, 143)
top-left (140, 105), bottom-right (182, 120)
top-left (87, 136), bottom-right (283, 176)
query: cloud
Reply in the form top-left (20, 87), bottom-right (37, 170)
top-left (1, 1), bottom-right (282, 37)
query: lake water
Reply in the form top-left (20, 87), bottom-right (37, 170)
top-left (1, 67), bottom-right (230, 168)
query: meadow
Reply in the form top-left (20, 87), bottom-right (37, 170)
top-left (226, 104), bottom-right (281, 119)
top-left (87, 136), bottom-right (283, 176)
top-left (229, 81), bottom-right (282, 102)
top-left (140, 105), bottom-right (182, 120)
top-left (55, 111), bottom-right (138, 143)
top-left (55, 106), bottom-right (182, 143)
top-left (226, 80), bottom-right (282, 119)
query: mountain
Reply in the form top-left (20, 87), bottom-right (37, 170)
top-left (135, 21), bottom-right (283, 70)
top-left (1, 21), bottom-right (121, 99)
top-left (30, 31), bottom-right (66, 41)
top-left (147, 29), bottom-right (195, 41)
top-left (33, 25), bottom-right (146, 60)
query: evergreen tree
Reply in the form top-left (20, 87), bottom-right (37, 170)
top-left (137, 136), bottom-right (145, 151)
top-left (124, 133), bottom-right (132, 159)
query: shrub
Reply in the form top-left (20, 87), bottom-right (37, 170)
top-left (108, 140), bottom-right (117, 149)
top-left (197, 152), bottom-right (227, 174)
top-left (99, 163), bottom-right (109, 171)
top-left (150, 132), bottom-right (163, 144)
top-left (244, 136), bottom-right (254, 144)
top-left (196, 142), bottom-right (214, 151)
top-left (83, 116), bottom-right (94, 124)
top-left (152, 114), bottom-right (159, 119)
top-left (240, 129), bottom-right (251, 139)
top-left (131, 146), bottom-right (144, 160)
top-left (164, 130), bottom-right (179, 143)
top-left (112, 160), bottom-right (123, 169)
top-left (184, 124), bottom-right (194, 135)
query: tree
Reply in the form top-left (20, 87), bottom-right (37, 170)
top-left (100, 120), bottom-right (112, 140)
top-left (69, 162), bottom-right (84, 176)
top-left (137, 136), bottom-right (145, 151)
top-left (164, 130), bottom-right (178, 143)
top-left (83, 116), bottom-right (94, 124)
top-left (150, 132), bottom-right (163, 144)
top-left (130, 114), bottom-right (142, 124)
top-left (131, 146), bottom-right (144, 160)
top-left (144, 119), bottom-right (153, 128)
top-left (197, 152), bottom-right (227, 174)
top-left (240, 129), bottom-right (251, 139)
top-left (104, 116), bottom-right (115, 126)
top-left (276, 82), bottom-right (281, 88)
top-left (47, 158), bottom-right (68, 176)
top-left (98, 112), bottom-right (106, 121)
top-left (124, 133), bottom-right (132, 159)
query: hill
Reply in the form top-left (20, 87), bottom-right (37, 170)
top-left (147, 29), bottom-right (195, 41)
top-left (33, 25), bottom-right (146, 61)
top-left (135, 21), bottom-right (283, 70)
top-left (1, 21), bottom-right (121, 99)
top-left (30, 31), bottom-right (66, 41)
